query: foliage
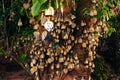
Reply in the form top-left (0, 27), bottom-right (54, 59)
top-left (91, 56), bottom-right (111, 80)
top-left (0, 0), bottom-right (120, 79)
top-left (97, 0), bottom-right (119, 19)
top-left (0, 47), bottom-right (7, 57)
top-left (82, 8), bottom-right (89, 15)
top-left (31, 0), bottom-right (57, 17)
top-left (108, 15), bottom-right (120, 73)
top-left (108, 13), bottom-right (120, 32)
top-left (107, 26), bottom-right (116, 36)
top-left (19, 53), bottom-right (28, 63)
top-left (97, 0), bottom-right (120, 37)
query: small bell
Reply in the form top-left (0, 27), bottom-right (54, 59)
top-left (18, 19), bottom-right (22, 27)
top-left (82, 43), bottom-right (87, 48)
top-left (92, 0), bottom-right (96, 3)
top-left (63, 68), bottom-right (68, 74)
top-left (45, 7), bottom-right (54, 16)
top-left (61, 24), bottom-right (66, 29)
top-left (23, 3), bottom-right (30, 10)
top-left (81, 20), bottom-right (86, 26)
top-left (63, 33), bottom-right (69, 40)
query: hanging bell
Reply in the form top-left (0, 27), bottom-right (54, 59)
top-left (18, 19), bottom-right (22, 27)
top-left (45, 7), bottom-right (54, 16)
top-left (92, 0), bottom-right (96, 3)
top-left (81, 20), bottom-right (86, 26)
top-left (61, 24), bottom-right (66, 29)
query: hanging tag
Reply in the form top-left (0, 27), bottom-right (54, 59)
top-left (33, 31), bottom-right (40, 39)
top-left (41, 17), bottom-right (47, 26)
top-left (42, 31), bottom-right (47, 41)
top-left (44, 20), bottom-right (53, 32)
top-left (45, 7), bottom-right (54, 16)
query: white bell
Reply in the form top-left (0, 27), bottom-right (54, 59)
top-left (45, 7), bottom-right (54, 16)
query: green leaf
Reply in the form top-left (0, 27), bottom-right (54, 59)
top-left (97, 9), bottom-right (104, 18)
top-left (38, 0), bottom-right (47, 3)
top-left (32, 0), bottom-right (37, 4)
top-left (31, 0), bottom-right (47, 17)
top-left (19, 7), bottom-right (25, 16)
top-left (40, 1), bottom-right (49, 10)
top-left (20, 53), bottom-right (28, 62)
top-left (107, 27), bottom-right (116, 36)
top-left (82, 8), bottom-right (89, 15)
top-left (51, 0), bottom-right (57, 9)
top-left (0, 52), bottom-right (4, 57)
top-left (31, 1), bottom-right (41, 17)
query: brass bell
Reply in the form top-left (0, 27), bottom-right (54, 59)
top-left (90, 9), bottom-right (97, 16)
top-left (30, 66), bottom-right (38, 74)
top-left (85, 33), bottom-right (89, 37)
top-left (88, 62), bottom-right (92, 67)
top-left (82, 43), bottom-right (87, 48)
top-left (32, 59), bottom-right (36, 64)
top-left (64, 61), bottom-right (68, 66)
top-left (67, 39), bottom-right (72, 44)
top-left (64, 51), bottom-right (67, 55)
top-left (30, 62), bottom-right (34, 67)
top-left (56, 22), bottom-right (61, 26)
top-left (18, 19), bottom-right (22, 27)
top-left (92, 0), bottom-right (96, 3)
top-left (93, 9), bottom-right (97, 15)
top-left (64, 17), bottom-right (69, 22)
top-left (48, 58), bottom-right (52, 64)
top-left (74, 55), bottom-right (78, 60)
top-left (104, 27), bottom-right (108, 32)
top-left (95, 26), bottom-right (99, 32)
top-left (56, 63), bottom-right (60, 69)
top-left (29, 17), bottom-right (35, 24)
top-left (39, 65), bottom-right (44, 71)
top-left (71, 14), bottom-right (76, 20)
top-left (49, 43), bottom-right (52, 47)
top-left (68, 20), bottom-right (73, 25)
top-left (68, 63), bottom-right (74, 69)
top-left (59, 57), bottom-right (64, 63)
top-left (71, 35), bottom-right (75, 41)
top-left (40, 53), bottom-right (45, 59)
top-left (61, 24), bottom-right (66, 29)
top-left (63, 68), bottom-right (68, 74)
top-left (53, 32), bottom-right (57, 37)
top-left (88, 51), bottom-right (93, 57)
top-left (85, 65), bottom-right (89, 68)
top-left (98, 20), bottom-right (103, 26)
top-left (63, 33), bottom-right (69, 40)
top-left (56, 71), bottom-right (60, 75)
top-left (91, 18), bottom-right (97, 24)
top-left (57, 29), bottom-right (61, 34)
top-left (70, 58), bottom-right (74, 63)
top-left (34, 24), bottom-right (40, 30)
top-left (92, 63), bottom-right (95, 68)
top-left (61, 50), bottom-right (64, 53)
top-left (67, 45), bottom-right (72, 51)
top-left (81, 20), bottom-right (86, 26)
top-left (71, 23), bottom-right (76, 28)
top-left (51, 64), bottom-right (54, 70)
top-left (47, 50), bottom-right (51, 56)
top-left (84, 59), bottom-right (88, 64)
top-left (83, 29), bottom-right (87, 33)
top-left (74, 40), bottom-right (78, 44)
top-left (89, 27), bottom-right (95, 32)
top-left (78, 38), bottom-right (83, 43)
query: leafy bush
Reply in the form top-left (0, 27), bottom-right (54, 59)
top-left (91, 56), bottom-right (111, 80)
